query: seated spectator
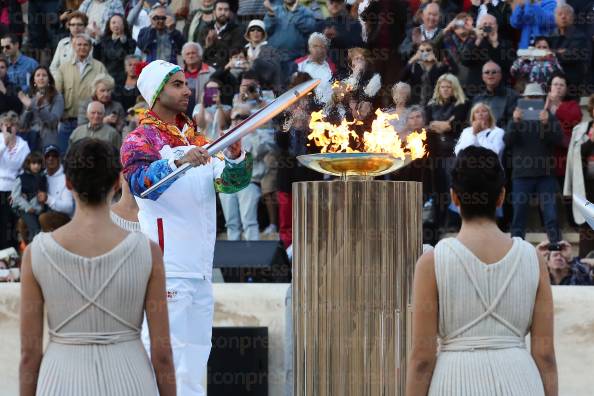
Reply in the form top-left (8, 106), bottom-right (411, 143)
top-left (536, 240), bottom-right (594, 285)
top-left (399, 2), bottom-right (442, 61)
top-left (112, 54), bottom-right (142, 112)
top-left (455, 102), bottom-right (505, 157)
top-left (387, 81), bottom-right (412, 133)
top-left (0, 57), bottom-right (22, 114)
top-left (38, 144), bottom-right (74, 232)
top-left (400, 40), bottom-right (451, 106)
top-left (469, 0), bottom-right (514, 42)
top-left (510, 36), bottom-right (563, 91)
top-left (219, 105), bottom-right (276, 240)
top-left (293, 32), bottom-right (335, 103)
top-left (71, 101), bottom-right (121, 149)
top-left (505, 82), bottom-right (563, 243)
top-left (564, 94), bottom-right (594, 257)
top-left (548, 4), bottom-right (591, 94)
top-left (78, 0), bottom-right (125, 40)
top-left (193, 78), bottom-right (232, 140)
top-left (184, 0), bottom-right (215, 43)
top-left (50, 11), bottom-right (89, 77)
top-left (1, 33), bottom-right (38, 92)
top-left (183, 42), bottom-right (215, 117)
top-left (10, 152), bottom-right (47, 245)
top-left (437, 12), bottom-right (474, 87)
top-left (18, 66), bottom-right (65, 151)
top-left (137, 4), bottom-right (185, 64)
top-left (78, 74), bottom-right (126, 133)
top-left (198, 0), bottom-right (246, 69)
top-left (460, 13), bottom-right (513, 92)
top-left (472, 61), bottom-right (519, 128)
top-left (0, 110), bottom-right (30, 250)
top-left (264, 0), bottom-right (317, 69)
top-left (546, 73), bottom-right (582, 181)
top-left (93, 14), bottom-right (137, 86)
top-left (244, 19), bottom-right (282, 92)
top-left (510, 0), bottom-right (557, 49)
top-left (55, 33), bottom-right (108, 155)
top-left (127, 0), bottom-right (154, 41)
top-left (319, 0), bottom-right (363, 74)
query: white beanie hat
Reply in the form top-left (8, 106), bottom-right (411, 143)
top-left (137, 60), bottom-right (182, 108)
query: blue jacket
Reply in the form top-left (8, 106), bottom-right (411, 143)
top-left (510, 0), bottom-right (557, 49)
top-left (137, 27), bottom-right (186, 64)
top-left (264, 4), bottom-right (317, 62)
top-left (7, 54), bottom-right (38, 92)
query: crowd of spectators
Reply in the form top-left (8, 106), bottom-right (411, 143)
top-left (0, 0), bottom-right (593, 285)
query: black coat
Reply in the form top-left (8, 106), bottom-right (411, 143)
top-left (198, 21), bottom-right (246, 70)
top-left (0, 77), bottom-right (22, 114)
top-left (94, 36), bottom-right (137, 86)
top-left (426, 99), bottom-right (469, 156)
top-left (460, 37), bottom-right (514, 93)
top-left (400, 62), bottom-right (452, 106)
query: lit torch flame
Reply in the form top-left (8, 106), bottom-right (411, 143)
top-left (308, 108), bottom-right (427, 159)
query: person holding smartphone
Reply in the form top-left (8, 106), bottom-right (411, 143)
top-left (192, 78), bottom-right (231, 141)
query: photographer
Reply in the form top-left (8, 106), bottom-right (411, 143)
top-left (537, 240), bottom-right (594, 285)
top-left (460, 13), bottom-right (513, 91)
top-left (505, 82), bottom-right (563, 243)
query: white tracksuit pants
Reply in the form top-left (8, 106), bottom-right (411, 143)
top-left (142, 277), bottom-right (214, 396)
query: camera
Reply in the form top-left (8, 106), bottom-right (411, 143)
top-left (454, 19), bottom-right (465, 28)
top-left (481, 25), bottom-right (492, 34)
top-left (246, 84), bottom-right (258, 94)
top-left (420, 52), bottom-right (429, 61)
top-left (548, 243), bottom-right (561, 251)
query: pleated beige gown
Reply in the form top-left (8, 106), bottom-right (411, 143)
top-left (429, 237), bottom-right (546, 396)
top-left (30, 232), bottom-right (158, 396)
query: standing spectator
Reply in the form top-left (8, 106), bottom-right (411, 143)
top-left (137, 4), bottom-right (185, 64)
top-left (219, 106), bottom-right (273, 240)
top-left (0, 57), bottom-right (22, 114)
top-left (78, 74), bottom-right (126, 133)
top-left (182, 42), bottom-right (215, 117)
top-left (510, 36), bottom-right (563, 91)
top-left (387, 82), bottom-right (412, 133)
top-left (71, 101), bottom-right (121, 149)
top-left (426, 73), bottom-right (469, 234)
top-left (319, 0), bottom-right (363, 74)
top-left (0, 111), bottom-right (30, 249)
top-left (547, 73), bottom-right (582, 183)
top-left (564, 94), bottom-right (594, 256)
top-left (1, 33), bottom-right (38, 92)
top-left (112, 54), bottom-right (142, 112)
top-left (263, 0), bottom-right (317, 70)
top-left (78, 0), bottom-right (125, 40)
top-left (10, 152), bottom-right (47, 245)
top-left (505, 83), bottom-right (563, 243)
top-left (549, 3), bottom-right (592, 95)
top-left (193, 78), bottom-right (231, 140)
top-left (199, 0), bottom-right (246, 69)
top-left (184, 0), bottom-right (215, 43)
top-left (93, 14), bottom-right (137, 86)
top-left (469, 0), bottom-right (515, 42)
top-left (26, 0), bottom-right (62, 52)
top-left (18, 66), bottom-right (65, 151)
top-left (510, 0), bottom-right (557, 49)
top-left (438, 12), bottom-right (475, 87)
top-left (0, 0), bottom-right (25, 37)
top-left (293, 32), bottom-right (335, 103)
top-left (472, 61), bottom-right (519, 128)
top-left (55, 33), bottom-right (108, 154)
top-left (399, 2), bottom-right (442, 61)
top-left (38, 144), bottom-right (74, 231)
top-left (460, 13), bottom-right (514, 93)
top-left (127, 0), bottom-right (157, 41)
top-left (50, 11), bottom-right (88, 77)
top-left (400, 41), bottom-right (451, 106)
top-left (455, 102), bottom-right (506, 158)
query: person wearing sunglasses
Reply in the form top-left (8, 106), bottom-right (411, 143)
top-left (137, 4), bottom-right (185, 64)
top-left (50, 11), bottom-right (91, 77)
top-left (1, 33), bottom-right (38, 92)
top-left (471, 60), bottom-right (519, 129)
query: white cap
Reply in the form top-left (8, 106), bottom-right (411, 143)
top-left (137, 60), bottom-right (182, 108)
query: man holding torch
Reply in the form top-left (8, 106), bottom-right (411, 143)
top-left (120, 60), bottom-right (252, 395)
